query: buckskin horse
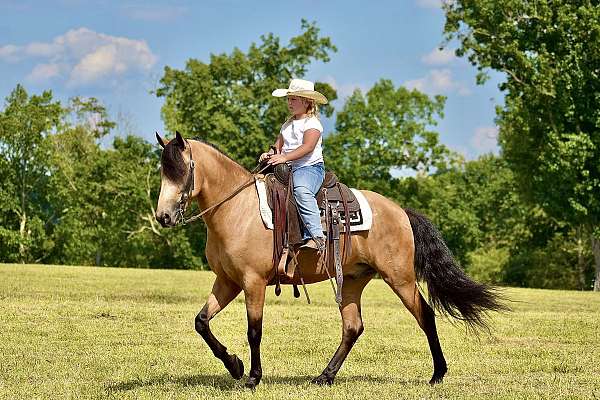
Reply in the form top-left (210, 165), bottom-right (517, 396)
top-left (154, 132), bottom-right (506, 389)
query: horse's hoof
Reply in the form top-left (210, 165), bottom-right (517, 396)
top-left (244, 376), bottom-right (260, 390)
top-left (429, 371), bottom-right (446, 385)
top-left (225, 354), bottom-right (244, 380)
top-left (311, 374), bottom-right (334, 386)
top-left (429, 376), bottom-right (443, 385)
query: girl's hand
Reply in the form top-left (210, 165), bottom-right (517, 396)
top-left (267, 154), bottom-right (288, 165)
top-left (259, 152), bottom-right (271, 162)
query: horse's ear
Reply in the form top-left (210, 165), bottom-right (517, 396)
top-left (175, 131), bottom-right (185, 149)
top-left (156, 132), bottom-right (166, 148)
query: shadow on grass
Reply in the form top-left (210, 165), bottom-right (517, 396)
top-left (105, 372), bottom-right (410, 393)
top-left (105, 373), bottom-right (241, 392)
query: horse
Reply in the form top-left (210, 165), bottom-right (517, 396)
top-left (154, 131), bottom-right (506, 389)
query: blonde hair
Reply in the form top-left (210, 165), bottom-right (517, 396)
top-left (284, 97), bottom-right (320, 125)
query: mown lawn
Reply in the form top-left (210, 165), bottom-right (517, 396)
top-left (0, 264), bottom-right (598, 399)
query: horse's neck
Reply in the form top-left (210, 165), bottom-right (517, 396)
top-left (191, 141), bottom-right (253, 226)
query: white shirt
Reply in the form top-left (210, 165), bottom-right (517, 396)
top-left (280, 116), bottom-right (324, 169)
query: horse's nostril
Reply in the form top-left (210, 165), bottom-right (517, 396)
top-left (164, 213), bottom-right (171, 225)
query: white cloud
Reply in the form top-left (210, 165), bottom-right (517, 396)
top-left (25, 42), bottom-right (60, 57)
top-left (27, 63), bottom-right (63, 82)
top-left (422, 47), bottom-right (457, 65)
top-left (0, 44), bottom-right (21, 62)
top-left (471, 126), bottom-right (499, 153)
top-left (416, 0), bottom-right (442, 9)
top-left (2, 27), bottom-right (157, 87)
top-left (404, 69), bottom-right (471, 96)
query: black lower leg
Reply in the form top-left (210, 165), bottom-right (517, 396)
top-left (419, 294), bottom-right (447, 384)
top-left (195, 311), bottom-right (244, 379)
top-left (245, 317), bottom-right (263, 389)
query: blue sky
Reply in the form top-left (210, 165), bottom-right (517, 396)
top-left (0, 0), bottom-right (505, 159)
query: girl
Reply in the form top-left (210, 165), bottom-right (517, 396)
top-left (259, 78), bottom-right (328, 251)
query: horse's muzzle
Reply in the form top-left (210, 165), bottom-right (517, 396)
top-left (156, 211), bottom-right (175, 227)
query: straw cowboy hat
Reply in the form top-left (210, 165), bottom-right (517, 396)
top-left (272, 78), bottom-right (328, 104)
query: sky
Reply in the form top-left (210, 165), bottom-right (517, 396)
top-left (0, 0), bottom-right (505, 159)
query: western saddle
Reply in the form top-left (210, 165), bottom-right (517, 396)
top-left (261, 162), bottom-right (361, 305)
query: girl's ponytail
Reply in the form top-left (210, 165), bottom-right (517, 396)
top-left (306, 100), bottom-right (319, 119)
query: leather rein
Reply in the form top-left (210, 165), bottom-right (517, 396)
top-left (174, 140), bottom-right (269, 225)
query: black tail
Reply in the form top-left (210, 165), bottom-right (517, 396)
top-left (405, 208), bottom-right (508, 331)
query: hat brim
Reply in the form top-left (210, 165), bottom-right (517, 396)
top-left (271, 89), bottom-right (328, 104)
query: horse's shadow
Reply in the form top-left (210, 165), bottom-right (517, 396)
top-left (106, 373), bottom-right (408, 393)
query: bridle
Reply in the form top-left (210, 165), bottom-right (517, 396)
top-left (174, 142), bottom-right (196, 224)
top-left (172, 140), bottom-right (270, 225)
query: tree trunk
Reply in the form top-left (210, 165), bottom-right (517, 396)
top-left (576, 227), bottom-right (586, 290)
top-left (592, 235), bottom-right (600, 292)
top-left (19, 212), bottom-right (27, 263)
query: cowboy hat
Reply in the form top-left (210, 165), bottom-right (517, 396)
top-left (272, 78), bottom-right (328, 104)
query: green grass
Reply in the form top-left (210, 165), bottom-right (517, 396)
top-left (1, 264), bottom-right (599, 400)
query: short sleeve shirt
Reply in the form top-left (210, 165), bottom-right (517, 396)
top-left (280, 116), bottom-right (324, 169)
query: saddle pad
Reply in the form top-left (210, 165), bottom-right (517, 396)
top-left (255, 178), bottom-right (274, 229)
top-left (254, 177), bottom-right (373, 232)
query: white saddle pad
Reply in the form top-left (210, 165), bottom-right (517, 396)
top-left (254, 177), bottom-right (373, 232)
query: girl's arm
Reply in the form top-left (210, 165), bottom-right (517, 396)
top-left (268, 129), bottom-right (320, 164)
top-left (274, 134), bottom-right (283, 154)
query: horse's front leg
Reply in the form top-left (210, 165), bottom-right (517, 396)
top-left (195, 274), bottom-right (244, 379)
top-left (243, 276), bottom-right (267, 389)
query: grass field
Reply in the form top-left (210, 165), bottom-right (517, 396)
top-left (1, 264), bottom-right (599, 399)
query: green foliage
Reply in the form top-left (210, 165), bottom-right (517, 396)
top-left (397, 154), bottom-right (595, 289)
top-left (0, 85), bottom-right (64, 263)
top-left (324, 80), bottom-right (453, 195)
top-left (506, 228), bottom-right (595, 290)
top-left (0, 86), bottom-right (205, 269)
top-left (398, 155), bottom-right (525, 268)
top-left (443, 0), bottom-right (600, 286)
top-left (468, 246), bottom-right (509, 285)
top-left (156, 19), bottom-right (337, 169)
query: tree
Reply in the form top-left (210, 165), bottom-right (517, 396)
top-left (397, 155), bottom-right (526, 271)
top-left (156, 19), bottom-right (338, 169)
top-left (444, 0), bottom-right (600, 290)
top-left (324, 79), bottom-right (454, 195)
top-left (47, 119), bottom-right (204, 268)
top-left (0, 85), bottom-right (64, 263)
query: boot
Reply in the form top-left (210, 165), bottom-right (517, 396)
top-left (299, 237), bottom-right (326, 252)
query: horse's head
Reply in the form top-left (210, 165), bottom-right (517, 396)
top-left (155, 131), bottom-right (199, 227)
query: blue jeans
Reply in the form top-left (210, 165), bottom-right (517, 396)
top-left (292, 162), bottom-right (325, 240)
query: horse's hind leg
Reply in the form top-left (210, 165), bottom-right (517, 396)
top-left (385, 279), bottom-right (448, 384)
top-left (194, 274), bottom-right (244, 380)
top-left (312, 273), bottom-right (374, 385)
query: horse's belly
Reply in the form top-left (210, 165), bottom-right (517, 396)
top-left (268, 256), bottom-right (374, 286)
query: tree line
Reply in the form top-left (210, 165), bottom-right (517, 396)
top-left (1, 11), bottom-right (598, 290)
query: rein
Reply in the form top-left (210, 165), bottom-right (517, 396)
top-left (175, 141), bottom-right (270, 225)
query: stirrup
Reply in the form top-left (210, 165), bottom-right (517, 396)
top-left (299, 238), bottom-right (325, 252)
